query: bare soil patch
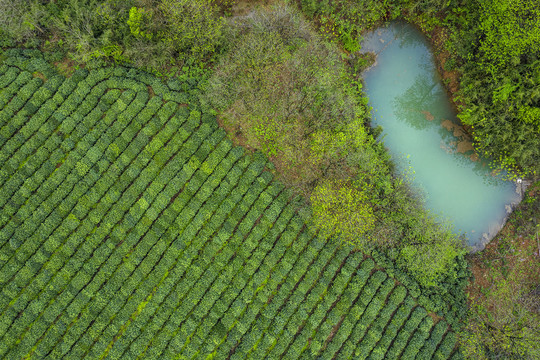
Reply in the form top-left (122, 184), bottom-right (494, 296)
top-left (53, 57), bottom-right (83, 78)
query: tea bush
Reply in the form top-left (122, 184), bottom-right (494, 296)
top-left (0, 48), bottom-right (464, 359)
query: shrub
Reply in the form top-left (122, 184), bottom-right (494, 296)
top-left (0, 0), bottom-right (45, 44)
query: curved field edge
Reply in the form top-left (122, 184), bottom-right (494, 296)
top-left (0, 48), bottom-right (461, 359)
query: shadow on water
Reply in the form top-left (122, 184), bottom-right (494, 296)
top-left (392, 73), bottom-right (442, 130)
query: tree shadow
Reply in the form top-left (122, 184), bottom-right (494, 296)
top-left (392, 72), bottom-right (442, 130)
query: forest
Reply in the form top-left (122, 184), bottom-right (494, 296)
top-left (0, 0), bottom-right (538, 359)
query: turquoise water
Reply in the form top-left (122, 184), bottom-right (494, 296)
top-left (361, 22), bottom-right (520, 250)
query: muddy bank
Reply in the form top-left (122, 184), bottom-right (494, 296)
top-left (424, 24), bottom-right (463, 112)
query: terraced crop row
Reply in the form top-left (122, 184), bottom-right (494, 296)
top-left (0, 49), bottom-right (462, 359)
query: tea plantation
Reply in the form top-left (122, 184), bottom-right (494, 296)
top-left (0, 49), bottom-right (461, 359)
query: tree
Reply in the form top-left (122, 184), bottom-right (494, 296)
top-left (201, 4), bottom-right (364, 192)
top-left (476, 0), bottom-right (540, 75)
top-left (454, 0), bottom-right (540, 177)
top-left (158, 0), bottom-right (224, 63)
top-left (310, 178), bottom-right (375, 244)
top-left (397, 239), bottom-right (463, 287)
top-left (0, 0), bottom-right (46, 44)
top-left (460, 274), bottom-right (540, 359)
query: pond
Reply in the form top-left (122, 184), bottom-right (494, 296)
top-left (361, 22), bottom-right (522, 251)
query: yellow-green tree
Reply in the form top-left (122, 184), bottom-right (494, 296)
top-left (310, 179), bottom-right (375, 244)
top-left (397, 240), bottom-right (462, 287)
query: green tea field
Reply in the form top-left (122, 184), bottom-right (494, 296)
top-left (0, 49), bottom-right (461, 359)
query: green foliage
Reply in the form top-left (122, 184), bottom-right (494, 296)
top-left (0, 0), bottom-right (224, 73)
top-left (2, 0), bottom-right (470, 299)
top-left (43, 0), bottom-right (132, 63)
top-left (0, 0), bottom-right (46, 44)
top-left (0, 0), bottom-right (482, 354)
top-left (397, 230), bottom-right (464, 287)
top-left (158, 0), bottom-right (224, 64)
top-left (300, 0), bottom-right (388, 51)
top-left (127, 7), bottom-right (153, 40)
top-left (202, 4), bottom-right (366, 192)
top-left (449, 0), bottom-right (540, 177)
top-left (202, 2), bottom-right (467, 295)
top-left (309, 117), bottom-right (376, 169)
top-left (0, 48), bottom-right (461, 360)
top-left (310, 178), bottom-right (375, 242)
top-left (476, 0), bottom-right (540, 75)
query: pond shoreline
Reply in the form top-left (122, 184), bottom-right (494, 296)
top-left (418, 23), bottom-right (537, 253)
top-left (358, 20), bottom-right (471, 138)
top-left (359, 21), bottom-right (523, 253)
top-left (418, 23), bottom-right (534, 253)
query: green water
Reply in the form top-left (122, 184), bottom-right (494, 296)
top-left (361, 22), bottom-right (521, 250)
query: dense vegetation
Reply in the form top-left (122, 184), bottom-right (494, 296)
top-left (201, 4), bottom-right (467, 290)
top-left (0, 0), bottom-right (467, 288)
top-left (450, 0), bottom-right (540, 178)
top-left (0, 48), bottom-right (463, 359)
top-left (0, 0), bottom-right (538, 359)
